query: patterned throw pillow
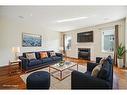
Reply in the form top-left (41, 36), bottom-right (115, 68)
top-left (99, 58), bottom-right (105, 65)
top-left (50, 51), bottom-right (56, 57)
top-left (26, 53), bottom-right (36, 60)
top-left (40, 52), bottom-right (48, 59)
top-left (91, 64), bottom-right (102, 77)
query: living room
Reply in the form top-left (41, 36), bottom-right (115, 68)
top-left (0, 4), bottom-right (127, 93)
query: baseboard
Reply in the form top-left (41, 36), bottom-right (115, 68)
top-left (0, 64), bottom-right (10, 68)
top-left (65, 56), bottom-right (78, 60)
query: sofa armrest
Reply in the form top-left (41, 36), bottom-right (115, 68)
top-left (19, 56), bottom-right (29, 70)
top-left (87, 62), bottom-right (98, 72)
top-left (96, 57), bottom-right (102, 63)
top-left (56, 53), bottom-right (63, 61)
top-left (55, 53), bottom-right (63, 57)
top-left (71, 70), bottom-right (110, 89)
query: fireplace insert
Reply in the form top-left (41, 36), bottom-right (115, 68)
top-left (78, 48), bottom-right (90, 60)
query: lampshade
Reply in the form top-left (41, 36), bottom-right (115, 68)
top-left (59, 47), bottom-right (64, 50)
top-left (12, 47), bottom-right (20, 53)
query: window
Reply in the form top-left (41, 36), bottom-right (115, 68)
top-left (65, 35), bottom-right (72, 50)
top-left (102, 27), bottom-right (115, 53)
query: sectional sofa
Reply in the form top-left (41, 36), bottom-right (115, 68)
top-left (71, 56), bottom-right (113, 89)
top-left (19, 51), bottom-right (63, 72)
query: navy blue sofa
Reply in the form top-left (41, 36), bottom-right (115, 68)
top-left (19, 51), bottom-right (63, 72)
top-left (71, 56), bottom-right (113, 89)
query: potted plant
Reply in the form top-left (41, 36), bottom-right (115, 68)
top-left (117, 43), bottom-right (126, 68)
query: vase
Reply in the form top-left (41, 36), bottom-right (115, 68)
top-left (117, 58), bottom-right (123, 68)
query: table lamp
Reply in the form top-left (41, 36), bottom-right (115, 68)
top-left (59, 46), bottom-right (64, 54)
top-left (12, 47), bottom-right (20, 60)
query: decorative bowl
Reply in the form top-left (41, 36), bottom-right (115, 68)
top-left (59, 60), bottom-right (65, 66)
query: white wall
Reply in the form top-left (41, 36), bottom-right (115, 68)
top-left (0, 16), bottom-right (60, 67)
top-left (63, 19), bottom-right (125, 62)
top-left (125, 17), bottom-right (127, 67)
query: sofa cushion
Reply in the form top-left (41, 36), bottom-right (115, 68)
top-left (47, 51), bottom-right (54, 57)
top-left (28, 59), bottom-right (42, 67)
top-left (99, 58), bottom-right (105, 65)
top-left (26, 53), bottom-right (36, 60)
top-left (97, 61), bottom-right (110, 80)
top-left (35, 52), bottom-right (41, 59)
top-left (91, 64), bottom-right (102, 77)
top-left (51, 56), bottom-right (61, 61)
top-left (106, 55), bottom-right (112, 64)
top-left (41, 57), bottom-right (53, 63)
top-left (40, 52), bottom-right (48, 59)
top-left (84, 71), bottom-right (91, 76)
top-left (49, 51), bottom-right (56, 57)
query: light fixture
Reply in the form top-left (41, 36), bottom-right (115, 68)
top-left (57, 16), bottom-right (88, 23)
top-left (18, 16), bottom-right (24, 19)
top-left (59, 47), bottom-right (64, 50)
top-left (12, 47), bottom-right (20, 60)
top-left (59, 46), bottom-right (64, 54)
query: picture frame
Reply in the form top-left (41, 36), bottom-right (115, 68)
top-left (22, 33), bottom-right (42, 47)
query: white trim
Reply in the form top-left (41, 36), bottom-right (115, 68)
top-left (101, 26), bottom-right (115, 53)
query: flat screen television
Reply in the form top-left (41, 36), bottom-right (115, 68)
top-left (77, 31), bottom-right (93, 42)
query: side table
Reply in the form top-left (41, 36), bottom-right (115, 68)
top-left (9, 59), bottom-right (22, 75)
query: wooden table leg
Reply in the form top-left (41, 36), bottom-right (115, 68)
top-left (77, 64), bottom-right (78, 71)
top-left (49, 66), bottom-right (50, 73)
top-left (60, 71), bottom-right (62, 80)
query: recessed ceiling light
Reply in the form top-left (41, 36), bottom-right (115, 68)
top-left (57, 16), bottom-right (88, 23)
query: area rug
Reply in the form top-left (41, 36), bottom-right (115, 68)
top-left (20, 64), bottom-right (87, 89)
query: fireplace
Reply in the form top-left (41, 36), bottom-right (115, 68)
top-left (78, 48), bottom-right (90, 60)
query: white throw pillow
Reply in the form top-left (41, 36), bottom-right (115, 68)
top-left (26, 53), bottom-right (36, 60)
top-left (50, 51), bottom-right (56, 57)
top-left (91, 64), bottom-right (102, 77)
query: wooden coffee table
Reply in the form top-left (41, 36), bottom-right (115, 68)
top-left (49, 62), bottom-right (78, 81)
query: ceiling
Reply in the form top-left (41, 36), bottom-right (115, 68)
top-left (0, 6), bottom-right (127, 32)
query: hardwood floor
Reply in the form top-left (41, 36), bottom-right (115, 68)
top-left (113, 67), bottom-right (127, 89)
top-left (0, 65), bottom-right (26, 89)
top-left (0, 57), bottom-right (127, 89)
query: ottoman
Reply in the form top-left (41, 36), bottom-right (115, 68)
top-left (26, 71), bottom-right (50, 89)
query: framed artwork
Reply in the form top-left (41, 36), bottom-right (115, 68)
top-left (22, 33), bottom-right (42, 47)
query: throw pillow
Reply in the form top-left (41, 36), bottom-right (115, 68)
top-left (26, 53), bottom-right (36, 60)
top-left (40, 52), bottom-right (48, 59)
top-left (97, 61), bottom-right (110, 80)
top-left (97, 68), bottom-right (109, 80)
top-left (99, 58), bottom-right (105, 65)
top-left (50, 51), bottom-right (56, 57)
top-left (106, 55), bottom-right (112, 64)
top-left (91, 64), bottom-right (102, 77)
